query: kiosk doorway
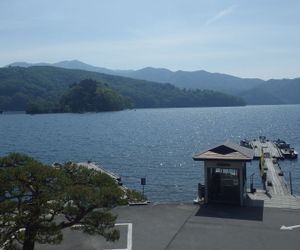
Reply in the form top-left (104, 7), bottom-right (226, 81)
top-left (207, 167), bottom-right (240, 204)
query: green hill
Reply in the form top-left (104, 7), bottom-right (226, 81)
top-left (0, 66), bottom-right (245, 112)
top-left (240, 78), bottom-right (300, 105)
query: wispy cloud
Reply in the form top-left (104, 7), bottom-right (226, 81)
top-left (205, 5), bottom-right (236, 25)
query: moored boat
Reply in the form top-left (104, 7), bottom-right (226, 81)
top-left (240, 139), bottom-right (253, 149)
top-left (280, 148), bottom-right (298, 159)
top-left (274, 139), bottom-right (290, 149)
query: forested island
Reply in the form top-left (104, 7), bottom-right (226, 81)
top-left (0, 66), bottom-right (245, 114)
top-left (27, 79), bottom-right (131, 114)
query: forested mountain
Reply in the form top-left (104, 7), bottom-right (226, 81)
top-left (7, 60), bottom-right (129, 76)
top-left (119, 67), bottom-right (264, 94)
top-left (0, 66), bottom-right (245, 112)
top-left (7, 60), bottom-right (300, 105)
top-left (6, 60), bottom-right (262, 94)
top-left (240, 78), bottom-right (300, 105)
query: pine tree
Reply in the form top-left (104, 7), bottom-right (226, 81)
top-left (0, 153), bottom-right (127, 250)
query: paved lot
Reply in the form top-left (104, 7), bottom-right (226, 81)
top-left (37, 223), bottom-right (128, 250)
top-left (38, 203), bottom-right (300, 250)
top-left (167, 205), bottom-right (300, 250)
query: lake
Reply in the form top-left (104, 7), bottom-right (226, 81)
top-left (0, 105), bottom-right (299, 202)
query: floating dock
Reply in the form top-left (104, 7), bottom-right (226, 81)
top-left (246, 137), bottom-right (300, 209)
top-left (78, 162), bottom-right (150, 205)
top-left (78, 162), bottom-right (123, 186)
top-left (250, 138), bottom-right (283, 159)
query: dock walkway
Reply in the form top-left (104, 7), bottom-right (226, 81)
top-left (250, 139), bottom-right (283, 159)
top-left (247, 191), bottom-right (300, 209)
top-left (264, 157), bottom-right (289, 196)
top-left (248, 138), bottom-right (300, 209)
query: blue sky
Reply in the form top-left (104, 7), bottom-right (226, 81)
top-left (0, 0), bottom-right (299, 79)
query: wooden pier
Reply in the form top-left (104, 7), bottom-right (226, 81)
top-left (246, 137), bottom-right (300, 209)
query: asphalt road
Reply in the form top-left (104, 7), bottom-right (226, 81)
top-left (38, 203), bottom-right (300, 250)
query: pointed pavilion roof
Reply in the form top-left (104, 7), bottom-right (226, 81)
top-left (193, 141), bottom-right (254, 162)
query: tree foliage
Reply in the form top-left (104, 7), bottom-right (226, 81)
top-left (59, 79), bottom-right (131, 113)
top-left (0, 153), bottom-right (130, 250)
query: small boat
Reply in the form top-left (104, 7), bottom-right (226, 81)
top-left (52, 162), bottom-right (62, 168)
top-left (281, 148), bottom-right (298, 159)
top-left (274, 139), bottom-right (286, 145)
top-left (274, 139), bottom-right (290, 149)
top-left (240, 139), bottom-right (253, 149)
top-left (259, 136), bottom-right (267, 143)
top-left (129, 201), bottom-right (150, 206)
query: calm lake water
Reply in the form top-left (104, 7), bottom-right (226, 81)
top-left (1, 105), bottom-right (299, 202)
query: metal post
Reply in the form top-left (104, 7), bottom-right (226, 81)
top-left (250, 173), bottom-right (255, 193)
top-left (289, 172), bottom-right (293, 195)
top-left (141, 177), bottom-right (146, 198)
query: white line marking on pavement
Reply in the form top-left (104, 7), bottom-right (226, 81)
top-left (280, 225), bottom-right (300, 230)
top-left (107, 223), bottom-right (133, 250)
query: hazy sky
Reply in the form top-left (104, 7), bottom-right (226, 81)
top-left (0, 0), bottom-right (299, 79)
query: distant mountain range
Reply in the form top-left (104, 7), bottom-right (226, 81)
top-left (5, 60), bottom-right (300, 104)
